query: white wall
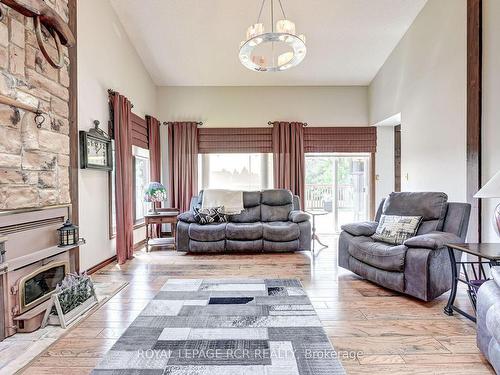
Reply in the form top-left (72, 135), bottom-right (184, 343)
top-left (375, 126), bottom-right (395, 205)
top-left (481, 0), bottom-right (500, 242)
top-left (156, 86), bottom-right (368, 127)
top-left (78, 0), bottom-right (157, 270)
top-left (369, 0), bottom-right (467, 202)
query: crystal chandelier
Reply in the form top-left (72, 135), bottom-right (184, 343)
top-left (239, 0), bottom-right (306, 72)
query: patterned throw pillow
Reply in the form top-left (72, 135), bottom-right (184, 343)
top-left (193, 206), bottom-right (227, 225)
top-left (372, 215), bottom-right (422, 245)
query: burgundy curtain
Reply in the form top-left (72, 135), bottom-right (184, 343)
top-left (110, 92), bottom-right (134, 264)
top-left (147, 116), bottom-right (162, 181)
top-left (168, 122), bottom-right (199, 212)
top-left (147, 116), bottom-right (162, 237)
top-left (272, 122), bottom-right (306, 208)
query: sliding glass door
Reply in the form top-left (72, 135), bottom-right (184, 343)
top-left (305, 154), bottom-right (371, 234)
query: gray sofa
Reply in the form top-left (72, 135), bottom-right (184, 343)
top-left (176, 189), bottom-right (311, 253)
top-left (339, 192), bottom-right (471, 301)
top-left (477, 267), bottom-right (500, 373)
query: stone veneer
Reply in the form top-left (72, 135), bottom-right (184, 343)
top-left (0, 0), bottom-right (71, 210)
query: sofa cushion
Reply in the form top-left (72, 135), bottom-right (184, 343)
top-left (382, 192), bottom-right (448, 234)
top-left (189, 239), bottom-right (225, 253)
top-left (261, 190), bottom-right (293, 205)
top-left (229, 206), bottom-right (261, 223)
top-left (263, 222), bottom-right (300, 242)
top-left (226, 239), bottom-right (263, 252)
top-left (348, 236), bottom-right (407, 272)
top-left (261, 190), bottom-right (294, 222)
top-left (188, 223), bottom-right (227, 242)
top-left (261, 204), bottom-right (293, 222)
top-left (226, 222), bottom-right (263, 240)
top-left (263, 239), bottom-right (299, 252)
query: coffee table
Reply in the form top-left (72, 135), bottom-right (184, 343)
top-left (444, 243), bottom-right (500, 322)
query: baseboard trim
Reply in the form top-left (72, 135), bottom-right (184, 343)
top-left (87, 255), bottom-right (117, 275)
top-left (134, 239), bottom-right (147, 251)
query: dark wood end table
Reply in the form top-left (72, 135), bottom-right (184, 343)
top-left (145, 208), bottom-right (179, 252)
top-left (445, 243), bottom-right (500, 322)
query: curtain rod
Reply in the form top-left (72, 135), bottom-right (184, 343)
top-left (107, 88), bottom-right (134, 108)
top-left (267, 121), bottom-right (308, 127)
top-left (162, 121), bottom-right (203, 126)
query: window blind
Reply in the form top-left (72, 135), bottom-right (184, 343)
top-left (131, 113), bottom-right (148, 149)
top-left (198, 127), bottom-right (273, 153)
top-left (304, 127), bottom-right (377, 153)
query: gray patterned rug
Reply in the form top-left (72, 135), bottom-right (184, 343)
top-left (92, 279), bottom-right (346, 375)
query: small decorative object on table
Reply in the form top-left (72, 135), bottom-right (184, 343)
top-left (42, 273), bottom-right (98, 329)
top-left (57, 219), bottom-right (85, 247)
top-left (144, 182), bottom-right (168, 215)
top-left (445, 243), bottom-right (500, 322)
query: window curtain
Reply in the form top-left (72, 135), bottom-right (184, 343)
top-left (110, 91), bottom-right (134, 264)
top-left (272, 122), bottom-right (306, 208)
top-left (147, 116), bottom-right (161, 181)
top-left (147, 115), bottom-right (162, 237)
top-left (167, 122), bottom-right (199, 212)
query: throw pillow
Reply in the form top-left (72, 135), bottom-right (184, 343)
top-left (372, 215), bottom-right (422, 245)
top-left (193, 206), bottom-right (227, 225)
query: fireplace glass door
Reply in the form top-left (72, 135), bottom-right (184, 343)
top-left (20, 261), bottom-right (68, 313)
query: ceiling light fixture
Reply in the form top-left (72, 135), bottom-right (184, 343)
top-left (239, 0), bottom-right (306, 72)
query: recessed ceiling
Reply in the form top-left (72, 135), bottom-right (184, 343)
top-left (110, 0), bottom-right (427, 86)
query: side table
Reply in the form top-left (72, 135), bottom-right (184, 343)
top-left (306, 210), bottom-right (329, 254)
top-left (444, 243), bottom-right (500, 322)
top-left (144, 208), bottom-right (179, 252)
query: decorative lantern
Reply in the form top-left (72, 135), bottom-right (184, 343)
top-left (57, 219), bottom-right (79, 247)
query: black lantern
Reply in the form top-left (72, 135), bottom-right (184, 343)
top-left (57, 219), bottom-right (79, 247)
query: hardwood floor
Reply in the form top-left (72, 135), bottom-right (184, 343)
top-left (19, 236), bottom-right (494, 374)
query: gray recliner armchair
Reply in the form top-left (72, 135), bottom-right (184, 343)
top-left (338, 192), bottom-right (471, 301)
top-left (176, 189), bottom-right (311, 253)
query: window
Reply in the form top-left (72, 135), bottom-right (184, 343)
top-left (133, 146), bottom-right (150, 223)
top-left (198, 153), bottom-right (273, 191)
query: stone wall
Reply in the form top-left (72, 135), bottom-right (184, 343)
top-left (0, 0), bottom-right (71, 210)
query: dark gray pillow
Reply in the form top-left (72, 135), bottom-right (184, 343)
top-left (193, 206), bottom-right (227, 225)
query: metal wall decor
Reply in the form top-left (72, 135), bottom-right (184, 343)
top-left (79, 120), bottom-right (113, 171)
top-left (0, 0), bottom-right (75, 68)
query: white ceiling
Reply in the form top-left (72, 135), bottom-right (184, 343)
top-left (110, 0), bottom-right (427, 86)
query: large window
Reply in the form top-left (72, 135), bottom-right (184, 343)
top-left (198, 153), bottom-right (273, 191)
top-left (133, 146), bottom-right (150, 223)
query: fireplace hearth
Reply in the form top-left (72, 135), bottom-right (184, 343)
top-left (0, 205), bottom-right (80, 339)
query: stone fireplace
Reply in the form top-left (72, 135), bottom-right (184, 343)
top-left (0, 205), bottom-right (78, 338)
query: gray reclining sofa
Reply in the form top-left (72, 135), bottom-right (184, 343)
top-left (338, 192), bottom-right (471, 301)
top-left (176, 189), bottom-right (311, 253)
top-left (477, 267), bottom-right (500, 373)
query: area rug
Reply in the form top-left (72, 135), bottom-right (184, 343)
top-left (93, 278), bottom-right (346, 375)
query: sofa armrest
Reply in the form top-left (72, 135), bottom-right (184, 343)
top-left (288, 210), bottom-right (311, 223)
top-left (178, 211), bottom-right (196, 223)
top-left (341, 221), bottom-right (378, 237)
top-left (403, 231), bottom-right (462, 250)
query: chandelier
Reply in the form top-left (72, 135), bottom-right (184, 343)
top-left (239, 0), bottom-right (306, 72)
